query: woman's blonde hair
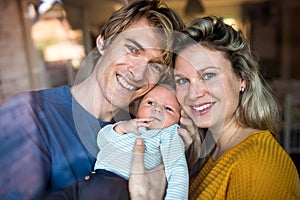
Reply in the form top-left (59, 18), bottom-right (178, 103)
top-left (174, 16), bottom-right (282, 173)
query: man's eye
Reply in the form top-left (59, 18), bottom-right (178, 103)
top-left (149, 63), bottom-right (163, 72)
top-left (202, 73), bottom-right (216, 80)
top-left (126, 44), bottom-right (138, 54)
top-left (175, 78), bottom-right (189, 85)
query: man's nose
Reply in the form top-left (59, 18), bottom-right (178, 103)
top-left (127, 58), bottom-right (149, 81)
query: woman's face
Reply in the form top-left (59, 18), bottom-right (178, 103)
top-left (174, 44), bottom-right (245, 130)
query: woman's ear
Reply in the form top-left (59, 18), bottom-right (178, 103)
top-left (240, 79), bottom-right (247, 93)
top-left (241, 79), bottom-right (247, 88)
top-left (96, 35), bottom-right (105, 55)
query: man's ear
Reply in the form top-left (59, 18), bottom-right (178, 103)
top-left (96, 35), bottom-right (105, 55)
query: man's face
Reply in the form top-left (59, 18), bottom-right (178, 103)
top-left (96, 19), bottom-right (167, 109)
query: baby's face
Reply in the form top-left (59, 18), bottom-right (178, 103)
top-left (136, 85), bottom-right (181, 129)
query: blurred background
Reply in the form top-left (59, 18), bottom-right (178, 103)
top-left (0, 0), bottom-right (299, 172)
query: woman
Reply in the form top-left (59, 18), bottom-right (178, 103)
top-left (174, 16), bottom-right (299, 199)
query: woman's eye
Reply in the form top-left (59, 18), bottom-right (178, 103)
top-left (202, 73), bottom-right (216, 80)
top-left (126, 44), bottom-right (138, 55)
top-left (175, 78), bottom-right (189, 85)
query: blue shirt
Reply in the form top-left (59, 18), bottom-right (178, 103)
top-left (0, 86), bottom-right (115, 200)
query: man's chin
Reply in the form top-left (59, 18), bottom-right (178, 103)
top-left (108, 99), bottom-right (131, 111)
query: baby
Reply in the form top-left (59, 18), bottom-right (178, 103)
top-left (94, 83), bottom-right (188, 200)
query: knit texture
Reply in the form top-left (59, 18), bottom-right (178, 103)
top-left (189, 130), bottom-right (300, 200)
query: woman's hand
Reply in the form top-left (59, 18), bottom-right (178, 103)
top-left (129, 138), bottom-right (166, 200)
top-left (178, 110), bottom-right (198, 150)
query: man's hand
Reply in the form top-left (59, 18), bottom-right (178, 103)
top-left (129, 138), bottom-right (166, 200)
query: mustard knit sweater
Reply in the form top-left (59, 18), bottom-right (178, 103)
top-left (189, 130), bottom-right (300, 200)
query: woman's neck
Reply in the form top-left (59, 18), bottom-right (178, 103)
top-left (210, 124), bottom-right (257, 161)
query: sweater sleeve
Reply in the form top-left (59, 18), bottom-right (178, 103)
top-left (227, 135), bottom-right (300, 200)
top-left (160, 125), bottom-right (189, 200)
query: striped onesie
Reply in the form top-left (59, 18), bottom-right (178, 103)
top-left (94, 123), bottom-right (189, 200)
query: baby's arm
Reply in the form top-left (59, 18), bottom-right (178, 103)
top-left (114, 118), bottom-right (153, 135)
top-left (160, 126), bottom-right (189, 200)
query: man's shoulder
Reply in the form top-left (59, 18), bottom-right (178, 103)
top-left (1, 85), bottom-right (71, 113)
top-left (38, 85), bottom-right (72, 104)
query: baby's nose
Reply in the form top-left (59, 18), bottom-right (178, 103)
top-left (152, 105), bottom-right (163, 114)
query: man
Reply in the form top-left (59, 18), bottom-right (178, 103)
top-left (0, 0), bottom-right (184, 199)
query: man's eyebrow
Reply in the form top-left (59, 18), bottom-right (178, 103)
top-left (125, 38), bottom-right (145, 51)
top-left (125, 38), bottom-right (164, 63)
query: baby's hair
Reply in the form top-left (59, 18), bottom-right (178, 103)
top-left (131, 82), bottom-right (178, 116)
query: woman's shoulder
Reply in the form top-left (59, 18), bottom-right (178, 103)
top-left (236, 129), bottom-right (278, 153)
top-left (234, 130), bottom-right (297, 169)
top-left (223, 129), bottom-right (281, 163)
top-left (244, 129), bottom-right (279, 148)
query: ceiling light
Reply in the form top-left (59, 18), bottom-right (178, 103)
top-left (185, 0), bottom-right (205, 16)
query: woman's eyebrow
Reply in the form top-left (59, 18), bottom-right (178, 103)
top-left (173, 73), bottom-right (182, 77)
top-left (201, 66), bottom-right (219, 71)
top-left (125, 38), bottom-right (145, 51)
top-left (173, 66), bottom-right (219, 77)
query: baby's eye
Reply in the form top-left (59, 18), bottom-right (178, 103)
top-left (202, 73), bottom-right (216, 80)
top-left (147, 101), bottom-right (155, 106)
top-left (165, 107), bottom-right (173, 112)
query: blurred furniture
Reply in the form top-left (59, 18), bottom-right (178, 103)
top-left (284, 93), bottom-right (300, 154)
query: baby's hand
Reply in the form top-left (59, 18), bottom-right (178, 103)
top-left (114, 118), bottom-right (153, 135)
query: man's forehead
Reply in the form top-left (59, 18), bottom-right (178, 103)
top-left (118, 27), bottom-right (166, 49)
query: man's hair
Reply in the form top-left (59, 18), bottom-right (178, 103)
top-left (100, 0), bottom-right (185, 79)
top-left (100, 0), bottom-right (184, 42)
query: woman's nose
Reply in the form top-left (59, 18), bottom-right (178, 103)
top-left (189, 80), bottom-right (207, 99)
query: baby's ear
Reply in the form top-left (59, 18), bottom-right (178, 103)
top-left (96, 35), bottom-right (105, 55)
